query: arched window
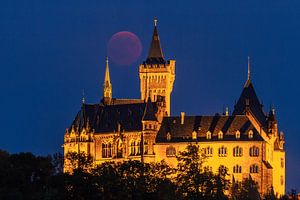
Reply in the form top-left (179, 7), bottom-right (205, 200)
top-left (233, 146), bottom-right (243, 157)
top-left (144, 140), bottom-right (148, 154)
top-left (218, 146), bottom-right (227, 157)
top-left (130, 140), bottom-right (136, 156)
top-left (233, 165), bottom-right (242, 173)
top-left (192, 131), bottom-right (197, 140)
top-left (250, 164), bottom-right (259, 173)
top-left (166, 146), bottom-right (176, 157)
top-left (102, 142), bottom-right (112, 158)
top-left (218, 131), bottom-right (223, 139)
top-left (166, 132), bottom-right (171, 141)
top-left (249, 146), bottom-right (259, 157)
top-left (136, 140), bottom-right (141, 155)
top-left (206, 131), bottom-right (211, 140)
top-left (248, 130), bottom-right (253, 139)
top-left (205, 146), bottom-right (213, 157)
top-left (236, 130), bottom-right (240, 139)
top-left (116, 139), bottom-right (123, 158)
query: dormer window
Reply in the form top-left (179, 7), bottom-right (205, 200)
top-left (166, 132), bottom-right (171, 141)
top-left (248, 130), bottom-right (253, 139)
top-left (236, 130), bottom-right (240, 139)
top-left (218, 131), bottom-right (223, 139)
top-left (192, 131), bottom-right (197, 140)
top-left (206, 131), bottom-right (211, 139)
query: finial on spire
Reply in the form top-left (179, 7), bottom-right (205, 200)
top-left (154, 17), bottom-right (157, 27)
top-left (105, 56), bottom-right (108, 66)
top-left (82, 89), bottom-right (85, 104)
top-left (247, 56), bottom-right (251, 80)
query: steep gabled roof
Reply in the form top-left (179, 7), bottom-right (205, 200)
top-left (156, 115), bottom-right (263, 143)
top-left (233, 80), bottom-right (267, 127)
top-left (145, 19), bottom-right (165, 64)
top-left (70, 101), bottom-right (158, 133)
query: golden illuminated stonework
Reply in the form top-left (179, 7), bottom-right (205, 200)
top-left (63, 18), bottom-right (285, 196)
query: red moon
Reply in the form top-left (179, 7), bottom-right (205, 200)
top-left (107, 31), bottom-right (142, 66)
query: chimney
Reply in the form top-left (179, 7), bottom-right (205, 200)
top-left (181, 112), bottom-right (185, 124)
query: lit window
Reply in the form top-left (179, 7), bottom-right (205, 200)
top-left (204, 166), bottom-right (212, 172)
top-left (218, 131), bottom-right (223, 139)
top-left (130, 140), bottom-right (136, 156)
top-left (233, 146), bottom-right (243, 157)
top-left (236, 130), bottom-right (240, 139)
top-left (206, 131), bottom-right (211, 139)
top-left (166, 132), bottom-right (171, 141)
top-left (218, 146), bottom-right (227, 157)
top-left (248, 130), bottom-right (253, 139)
top-left (192, 131), bottom-right (197, 140)
top-left (233, 165), bottom-right (242, 173)
top-left (250, 164), bottom-right (259, 173)
top-left (102, 142), bottom-right (112, 158)
top-left (249, 146), bottom-right (259, 157)
top-left (144, 140), bottom-right (148, 154)
top-left (205, 146), bottom-right (213, 157)
top-left (166, 146), bottom-right (176, 157)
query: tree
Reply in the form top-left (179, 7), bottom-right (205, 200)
top-left (65, 152), bottom-right (93, 172)
top-left (231, 176), bottom-right (261, 200)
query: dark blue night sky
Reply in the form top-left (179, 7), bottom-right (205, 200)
top-left (0, 0), bottom-right (299, 191)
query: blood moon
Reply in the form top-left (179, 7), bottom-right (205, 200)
top-left (107, 31), bottom-right (142, 66)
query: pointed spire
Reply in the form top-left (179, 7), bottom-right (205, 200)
top-left (247, 56), bottom-right (251, 81)
top-left (146, 17), bottom-right (165, 64)
top-left (82, 89), bottom-right (85, 104)
top-left (103, 56), bottom-right (112, 99)
top-left (104, 56), bottom-right (111, 84)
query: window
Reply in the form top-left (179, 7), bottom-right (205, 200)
top-left (204, 166), bottom-right (212, 172)
top-left (218, 146), bottom-right (227, 157)
top-left (144, 140), bottom-right (148, 154)
top-left (233, 146), bottom-right (243, 157)
top-left (280, 176), bottom-right (284, 186)
top-left (205, 146), bottom-right (213, 157)
top-left (218, 131), bottom-right (223, 139)
top-left (233, 165), bottom-right (242, 173)
top-left (166, 146), bottom-right (176, 157)
top-left (250, 164), bottom-right (259, 173)
top-left (192, 131), bottom-right (197, 140)
top-left (102, 142), bottom-right (112, 158)
top-left (130, 140), bottom-right (136, 155)
top-left (248, 130), bottom-right (253, 139)
top-left (166, 132), bottom-right (171, 141)
top-left (206, 131), bottom-right (211, 139)
top-left (281, 158), bottom-right (284, 168)
top-left (249, 146), bottom-right (259, 157)
top-left (116, 139), bottom-right (123, 158)
top-left (136, 140), bottom-right (141, 155)
top-left (236, 130), bottom-right (240, 139)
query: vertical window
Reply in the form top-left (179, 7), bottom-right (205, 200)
top-left (236, 130), bottom-right (240, 139)
top-left (233, 146), bottom-right (243, 157)
top-left (144, 140), bottom-right (148, 154)
top-left (130, 140), bottom-right (135, 156)
top-left (205, 146), bottom-right (213, 157)
top-left (102, 143), bottom-right (112, 158)
top-left (192, 131), bottom-right (197, 140)
top-left (218, 131), bottom-right (223, 139)
top-left (281, 158), bottom-right (284, 168)
top-left (250, 146), bottom-right (259, 157)
top-left (218, 146), bottom-right (227, 157)
top-left (233, 165), bottom-right (242, 173)
top-left (136, 140), bottom-right (141, 155)
top-left (250, 164), bottom-right (259, 173)
top-left (166, 146), bottom-right (176, 157)
top-left (248, 130), bottom-right (253, 139)
top-left (166, 132), bottom-right (171, 141)
top-left (206, 131), bottom-right (211, 139)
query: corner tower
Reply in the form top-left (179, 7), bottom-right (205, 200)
top-left (139, 18), bottom-right (175, 116)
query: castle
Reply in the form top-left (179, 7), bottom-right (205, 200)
top-left (63, 19), bottom-right (286, 196)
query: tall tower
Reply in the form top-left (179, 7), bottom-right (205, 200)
top-left (103, 57), bottom-right (112, 102)
top-left (139, 18), bottom-right (175, 116)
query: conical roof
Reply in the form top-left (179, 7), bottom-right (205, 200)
top-left (233, 80), bottom-right (267, 126)
top-left (145, 19), bottom-right (165, 64)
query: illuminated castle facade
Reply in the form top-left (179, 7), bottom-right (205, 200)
top-left (63, 19), bottom-right (285, 196)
